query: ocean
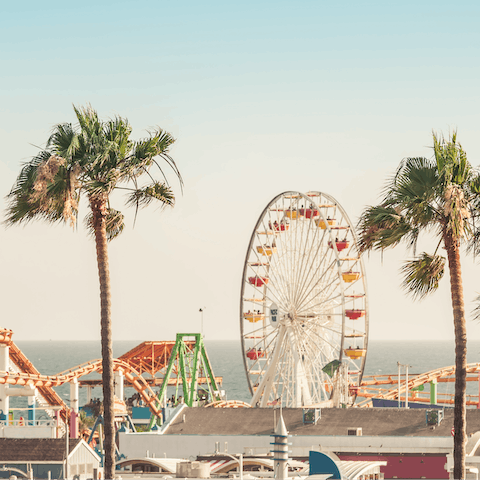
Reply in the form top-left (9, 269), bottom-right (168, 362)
top-left (8, 339), bottom-right (480, 408)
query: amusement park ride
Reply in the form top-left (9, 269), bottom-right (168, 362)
top-left (2, 190), bottom-right (480, 443)
top-left (241, 191), bottom-right (368, 408)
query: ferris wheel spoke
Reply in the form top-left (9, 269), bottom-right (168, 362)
top-left (294, 243), bottom-right (339, 308)
top-left (292, 213), bottom-right (326, 305)
top-left (267, 264), bottom-right (294, 308)
top-left (290, 208), bottom-right (314, 306)
top-left (305, 327), bottom-right (342, 358)
top-left (295, 253), bottom-right (338, 310)
top-left (297, 269), bottom-right (340, 314)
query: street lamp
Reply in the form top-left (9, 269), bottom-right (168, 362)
top-left (222, 453), bottom-right (243, 480)
top-left (199, 307), bottom-right (206, 338)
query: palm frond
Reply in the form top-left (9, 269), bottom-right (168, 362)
top-left (400, 253), bottom-right (445, 300)
top-left (357, 204), bottom-right (411, 253)
top-left (433, 130), bottom-right (470, 186)
top-left (125, 182), bottom-right (175, 211)
top-left (472, 294), bottom-right (480, 322)
top-left (385, 157), bottom-right (441, 227)
top-left (84, 208), bottom-right (125, 242)
top-left (5, 152), bottom-right (74, 226)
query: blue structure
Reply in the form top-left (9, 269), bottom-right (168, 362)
top-left (309, 451), bottom-right (341, 479)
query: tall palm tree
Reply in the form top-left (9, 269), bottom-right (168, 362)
top-left (357, 132), bottom-right (479, 479)
top-left (5, 105), bottom-right (182, 479)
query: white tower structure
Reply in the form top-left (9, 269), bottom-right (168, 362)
top-left (271, 411), bottom-right (290, 480)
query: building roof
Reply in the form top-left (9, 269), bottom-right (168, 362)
top-left (163, 407), bottom-right (480, 438)
top-left (0, 438), bottom-right (82, 462)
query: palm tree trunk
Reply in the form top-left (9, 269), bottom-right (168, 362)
top-left (90, 194), bottom-right (115, 480)
top-left (444, 230), bottom-right (467, 480)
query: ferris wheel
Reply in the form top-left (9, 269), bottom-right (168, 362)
top-left (240, 191), bottom-right (368, 408)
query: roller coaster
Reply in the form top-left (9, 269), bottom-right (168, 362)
top-left (0, 328), bottom-right (223, 433)
top-left (2, 324), bottom-right (480, 440)
top-left (357, 364), bottom-right (480, 407)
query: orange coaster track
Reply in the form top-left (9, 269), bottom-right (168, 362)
top-left (1, 328), bottom-right (69, 423)
top-left (0, 358), bottom-right (162, 416)
top-left (357, 362), bottom-right (480, 407)
top-left (0, 328), bottom-right (163, 419)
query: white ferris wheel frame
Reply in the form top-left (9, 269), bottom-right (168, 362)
top-left (240, 191), bottom-right (369, 408)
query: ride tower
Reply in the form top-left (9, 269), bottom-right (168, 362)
top-left (148, 333), bottom-right (222, 430)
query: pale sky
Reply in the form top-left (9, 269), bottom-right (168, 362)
top-left (1, 0), bottom-right (480, 343)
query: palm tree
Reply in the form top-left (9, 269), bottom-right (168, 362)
top-left (357, 132), bottom-right (479, 479)
top-left (5, 105), bottom-right (182, 479)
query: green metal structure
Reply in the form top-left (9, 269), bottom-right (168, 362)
top-left (148, 333), bottom-right (222, 429)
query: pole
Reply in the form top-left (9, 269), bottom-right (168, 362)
top-left (199, 307), bottom-right (206, 338)
top-left (397, 362), bottom-right (412, 409)
top-left (405, 364), bottom-right (409, 409)
top-left (223, 453), bottom-right (242, 480)
top-left (397, 362), bottom-right (401, 408)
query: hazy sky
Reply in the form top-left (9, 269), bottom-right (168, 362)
top-left (1, 0), bottom-right (480, 344)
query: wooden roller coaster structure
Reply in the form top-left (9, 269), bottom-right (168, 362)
top-left (357, 363), bottom-right (480, 407)
top-left (0, 328), bottom-right (223, 428)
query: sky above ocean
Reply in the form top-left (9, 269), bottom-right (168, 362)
top-left (1, 1), bottom-right (480, 342)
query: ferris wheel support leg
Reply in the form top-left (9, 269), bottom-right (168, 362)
top-left (251, 325), bottom-right (287, 407)
top-left (287, 327), bottom-right (313, 408)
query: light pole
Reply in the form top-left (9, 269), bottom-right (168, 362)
top-left (397, 362), bottom-right (412, 408)
top-left (222, 453), bottom-right (243, 480)
top-left (199, 307), bottom-right (206, 338)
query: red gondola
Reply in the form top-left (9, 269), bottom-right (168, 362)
top-left (345, 309), bottom-right (366, 320)
top-left (247, 348), bottom-right (264, 360)
top-left (328, 240), bottom-right (349, 252)
top-left (248, 276), bottom-right (269, 287)
top-left (299, 208), bottom-right (319, 219)
top-left (273, 223), bottom-right (289, 232)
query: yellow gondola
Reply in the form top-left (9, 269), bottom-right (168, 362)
top-left (342, 271), bottom-right (360, 283)
top-left (316, 218), bottom-right (336, 229)
top-left (285, 209), bottom-right (298, 219)
top-left (243, 312), bottom-right (265, 323)
top-left (256, 245), bottom-right (277, 256)
top-left (344, 347), bottom-right (366, 359)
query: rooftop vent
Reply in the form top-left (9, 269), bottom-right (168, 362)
top-left (426, 409), bottom-right (444, 426)
top-left (303, 408), bottom-right (321, 424)
top-left (347, 427), bottom-right (362, 436)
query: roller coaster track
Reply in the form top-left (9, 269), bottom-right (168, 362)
top-left (0, 328), bottom-right (162, 420)
top-left (357, 362), bottom-right (480, 407)
top-left (0, 358), bottom-right (162, 416)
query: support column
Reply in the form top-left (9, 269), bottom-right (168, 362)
top-left (70, 378), bottom-right (79, 414)
top-left (430, 379), bottom-right (438, 405)
top-left (28, 394), bottom-right (36, 426)
top-left (86, 386), bottom-right (92, 405)
top-left (70, 410), bottom-right (78, 439)
top-left (478, 372), bottom-right (480, 409)
top-left (0, 345), bottom-right (10, 418)
top-left (114, 370), bottom-right (124, 401)
top-left (405, 364), bottom-right (409, 409)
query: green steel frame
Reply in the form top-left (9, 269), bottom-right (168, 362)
top-left (148, 333), bottom-right (221, 429)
